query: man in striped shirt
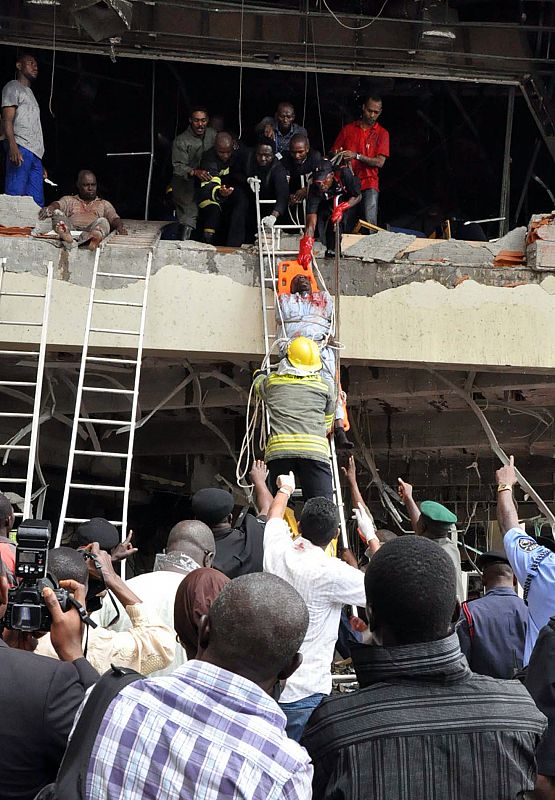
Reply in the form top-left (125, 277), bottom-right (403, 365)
top-left (303, 535), bottom-right (546, 800)
top-left (83, 573), bottom-right (313, 800)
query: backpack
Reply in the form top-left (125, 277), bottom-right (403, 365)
top-left (34, 665), bottom-right (143, 800)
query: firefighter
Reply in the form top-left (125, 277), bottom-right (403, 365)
top-left (253, 337), bottom-right (335, 500)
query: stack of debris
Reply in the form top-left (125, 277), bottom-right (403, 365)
top-left (526, 212), bottom-right (555, 271)
top-left (342, 225), bottom-right (528, 268)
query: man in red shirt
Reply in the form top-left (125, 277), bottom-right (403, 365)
top-left (331, 95), bottom-right (389, 228)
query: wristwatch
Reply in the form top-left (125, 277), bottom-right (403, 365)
top-left (497, 483), bottom-right (513, 493)
top-left (355, 153), bottom-right (360, 160)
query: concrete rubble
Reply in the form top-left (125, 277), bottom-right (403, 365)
top-left (342, 225), bottom-right (529, 269)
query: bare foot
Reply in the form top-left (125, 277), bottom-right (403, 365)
top-left (88, 231), bottom-right (103, 251)
top-left (54, 221), bottom-right (73, 245)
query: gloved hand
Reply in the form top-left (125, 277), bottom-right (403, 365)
top-left (331, 201), bottom-right (351, 225)
top-left (261, 215), bottom-right (276, 230)
top-left (353, 502), bottom-right (377, 543)
top-left (297, 234), bottom-right (314, 268)
top-left (277, 471), bottom-right (296, 496)
top-left (247, 176), bottom-right (259, 193)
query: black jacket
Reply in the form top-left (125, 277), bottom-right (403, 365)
top-left (0, 638), bottom-right (98, 800)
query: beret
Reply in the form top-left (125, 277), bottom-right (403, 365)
top-left (191, 488), bottom-right (234, 526)
top-left (420, 500), bottom-right (457, 525)
top-left (75, 517), bottom-right (120, 551)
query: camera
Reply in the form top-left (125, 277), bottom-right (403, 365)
top-left (3, 520), bottom-right (71, 632)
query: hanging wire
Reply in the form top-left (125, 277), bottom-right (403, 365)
top-left (302, 0), bottom-right (309, 127)
top-left (310, 18), bottom-right (325, 153)
top-left (48, 2), bottom-right (57, 118)
top-left (322, 0), bottom-right (390, 31)
top-left (237, 0), bottom-right (245, 139)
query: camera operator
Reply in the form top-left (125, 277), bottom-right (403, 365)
top-left (34, 543), bottom-right (175, 675)
top-left (0, 558), bottom-right (98, 800)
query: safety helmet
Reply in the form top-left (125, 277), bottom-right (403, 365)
top-left (286, 336), bottom-right (322, 372)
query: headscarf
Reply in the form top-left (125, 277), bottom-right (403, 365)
top-left (174, 567), bottom-right (230, 659)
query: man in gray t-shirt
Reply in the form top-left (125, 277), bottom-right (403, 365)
top-left (2, 52), bottom-right (45, 206)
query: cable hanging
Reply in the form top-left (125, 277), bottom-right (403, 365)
top-left (322, 0), bottom-right (390, 31)
top-left (237, 0), bottom-right (245, 139)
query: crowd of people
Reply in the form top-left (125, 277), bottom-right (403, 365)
top-left (2, 52), bottom-right (390, 255)
top-left (0, 454), bottom-right (555, 799)
top-left (4, 48), bottom-right (555, 800)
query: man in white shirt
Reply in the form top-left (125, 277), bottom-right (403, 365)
top-left (263, 472), bottom-right (366, 740)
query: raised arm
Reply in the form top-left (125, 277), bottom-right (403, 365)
top-left (398, 477), bottom-right (420, 532)
top-left (250, 459), bottom-right (273, 518)
top-left (495, 455), bottom-right (519, 534)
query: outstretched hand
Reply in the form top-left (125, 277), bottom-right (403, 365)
top-left (111, 530), bottom-right (138, 563)
top-left (496, 454), bottom-right (517, 487)
top-left (397, 477), bottom-right (413, 503)
top-left (277, 471), bottom-right (295, 495)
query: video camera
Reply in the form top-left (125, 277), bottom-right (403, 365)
top-left (3, 519), bottom-right (71, 632)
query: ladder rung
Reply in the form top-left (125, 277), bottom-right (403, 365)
top-left (267, 306), bottom-right (275, 310)
top-left (82, 386), bottom-right (134, 395)
top-left (93, 299), bottom-right (143, 307)
top-left (69, 483), bottom-right (125, 492)
top-left (0, 477), bottom-right (26, 483)
top-left (0, 320), bottom-right (42, 326)
top-left (1, 291), bottom-right (45, 298)
top-left (64, 517), bottom-right (123, 525)
top-left (85, 356), bottom-right (138, 365)
top-left (74, 449), bottom-right (129, 458)
top-left (267, 334), bottom-right (277, 339)
top-left (0, 381), bottom-right (36, 387)
top-left (13, 512), bottom-right (23, 517)
top-left (89, 327), bottom-right (140, 336)
top-left (264, 277), bottom-right (275, 283)
top-left (77, 417), bottom-right (132, 425)
top-left (0, 350), bottom-right (39, 356)
top-left (0, 412), bottom-right (33, 418)
top-left (0, 445), bottom-right (30, 451)
top-left (97, 271), bottom-right (146, 280)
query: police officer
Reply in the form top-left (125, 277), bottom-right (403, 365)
top-left (398, 477), bottom-right (465, 602)
top-left (457, 550), bottom-right (527, 678)
top-left (496, 455), bottom-right (555, 666)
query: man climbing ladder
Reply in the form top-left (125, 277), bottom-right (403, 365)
top-left (253, 336), bottom-right (335, 500)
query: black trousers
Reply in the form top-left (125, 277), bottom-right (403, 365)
top-left (268, 457), bottom-right (333, 501)
top-left (199, 186), bottom-right (248, 247)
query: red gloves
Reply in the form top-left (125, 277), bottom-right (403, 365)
top-left (297, 234), bottom-right (314, 268)
top-left (331, 201), bottom-right (351, 225)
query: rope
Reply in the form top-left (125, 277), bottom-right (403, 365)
top-left (322, 0), bottom-right (390, 31)
top-left (310, 19), bottom-right (325, 153)
top-left (48, 3), bottom-right (57, 118)
top-left (237, 0), bottom-right (245, 139)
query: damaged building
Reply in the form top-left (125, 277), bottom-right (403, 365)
top-left (1, 0), bottom-right (555, 565)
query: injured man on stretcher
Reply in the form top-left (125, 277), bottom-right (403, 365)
top-left (277, 272), bottom-right (353, 450)
top-left (37, 169), bottom-right (127, 250)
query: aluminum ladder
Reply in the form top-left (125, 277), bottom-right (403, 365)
top-left (252, 188), bottom-right (350, 555)
top-left (55, 248), bottom-right (152, 547)
top-left (0, 258), bottom-right (53, 520)
top-left (252, 176), bottom-right (306, 359)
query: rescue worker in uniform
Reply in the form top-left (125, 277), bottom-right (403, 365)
top-left (253, 336), bottom-right (335, 500)
top-left (297, 160), bottom-right (361, 263)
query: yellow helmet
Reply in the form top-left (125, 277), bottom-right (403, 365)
top-left (287, 336), bottom-right (322, 372)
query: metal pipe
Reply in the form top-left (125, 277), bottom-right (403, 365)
top-left (514, 139), bottom-right (542, 224)
top-left (499, 86), bottom-right (515, 237)
top-left (145, 61), bottom-right (156, 221)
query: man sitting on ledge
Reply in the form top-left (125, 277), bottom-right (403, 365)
top-left (38, 169), bottom-right (127, 250)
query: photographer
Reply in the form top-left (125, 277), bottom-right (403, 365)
top-left (35, 544), bottom-right (175, 675)
top-left (0, 558), bottom-right (98, 800)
